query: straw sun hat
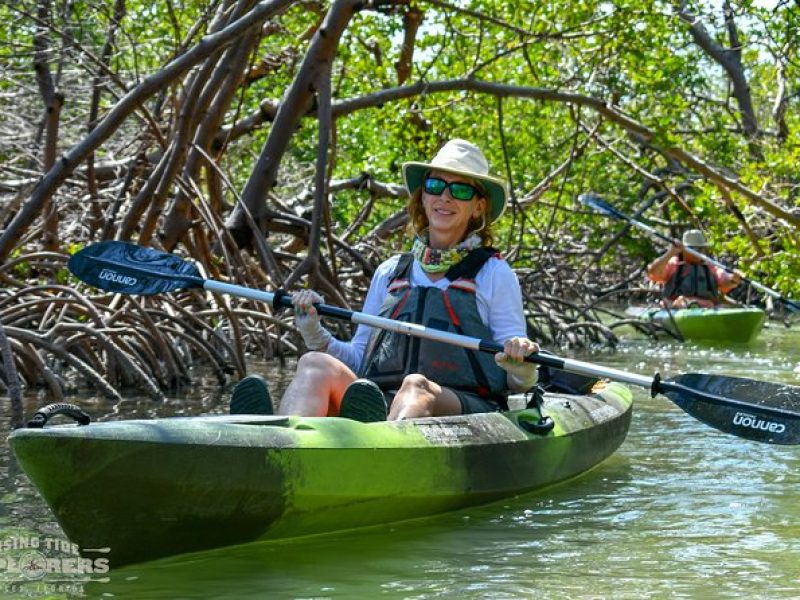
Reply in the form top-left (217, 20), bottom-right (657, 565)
top-left (402, 139), bottom-right (509, 224)
top-left (681, 229), bottom-right (710, 247)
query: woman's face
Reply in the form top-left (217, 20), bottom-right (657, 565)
top-left (422, 169), bottom-right (487, 248)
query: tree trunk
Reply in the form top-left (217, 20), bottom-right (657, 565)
top-left (227, 0), bottom-right (365, 250)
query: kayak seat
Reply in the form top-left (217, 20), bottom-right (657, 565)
top-left (340, 379), bottom-right (387, 422)
top-left (230, 375), bottom-right (274, 415)
top-left (537, 365), bottom-right (599, 395)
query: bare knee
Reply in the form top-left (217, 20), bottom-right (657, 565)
top-left (280, 352), bottom-right (355, 417)
top-left (390, 374), bottom-right (442, 420)
top-left (398, 373), bottom-right (440, 396)
top-left (296, 351), bottom-right (342, 378)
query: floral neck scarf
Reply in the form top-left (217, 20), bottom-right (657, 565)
top-left (411, 232), bottom-right (482, 273)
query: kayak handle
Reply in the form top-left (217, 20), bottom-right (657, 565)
top-left (27, 403), bottom-right (91, 428)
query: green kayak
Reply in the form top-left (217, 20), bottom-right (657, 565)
top-left (628, 306), bottom-right (766, 343)
top-left (10, 383), bottom-right (632, 566)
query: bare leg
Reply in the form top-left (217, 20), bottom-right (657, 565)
top-left (278, 352), bottom-right (357, 416)
top-left (388, 373), bottom-right (462, 420)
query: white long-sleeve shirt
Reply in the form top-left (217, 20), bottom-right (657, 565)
top-left (327, 254), bottom-right (528, 373)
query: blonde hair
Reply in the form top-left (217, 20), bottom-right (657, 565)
top-left (406, 183), bottom-right (495, 247)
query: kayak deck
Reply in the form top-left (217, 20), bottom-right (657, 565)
top-left (628, 306), bottom-right (766, 343)
top-left (10, 383), bottom-right (632, 566)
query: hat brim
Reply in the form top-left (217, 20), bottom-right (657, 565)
top-left (402, 161), bottom-right (507, 224)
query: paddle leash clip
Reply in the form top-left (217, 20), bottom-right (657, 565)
top-left (520, 386), bottom-right (555, 434)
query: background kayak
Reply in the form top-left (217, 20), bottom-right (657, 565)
top-left (627, 306), bottom-right (766, 343)
top-left (9, 383), bottom-right (632, 567)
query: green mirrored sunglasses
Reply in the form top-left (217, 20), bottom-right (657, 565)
top-left (423, 176), bottom-right (481, 201)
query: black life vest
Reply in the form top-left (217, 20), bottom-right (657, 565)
top-left (662, 261), bottom-right (720, 301)
top-left (358, 248), bottom-right (509, 408)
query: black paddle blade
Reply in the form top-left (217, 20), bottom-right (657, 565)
top-left (68, 241), bottom-right (205, 295)
top-left (661, 373), bottom-right (800, 445)
top-left (781, 297), bottom-right (800, 314)
top-left (578, 193), bottom-right (627, 220)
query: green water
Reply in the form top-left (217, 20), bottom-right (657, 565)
top-left (2, 323), bottom-right (800, 598)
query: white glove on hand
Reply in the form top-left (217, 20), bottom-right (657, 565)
top-left (495, 336), bottom-right (540, 391)
top-left (292, 289), bottom-right (333, 351)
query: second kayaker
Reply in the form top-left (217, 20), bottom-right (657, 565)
top-left (232, 139), bottom-right (539, 421)
top-left (646, 229), bottom-right (742, 308)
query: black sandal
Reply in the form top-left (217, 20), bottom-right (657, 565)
top-left (230, 375), bottom-right (274, 415)
top-left (339, 379), bottom-right (387, 423)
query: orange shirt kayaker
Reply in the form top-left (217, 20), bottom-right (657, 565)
top-left (647, 229), bottom-right (741, 309)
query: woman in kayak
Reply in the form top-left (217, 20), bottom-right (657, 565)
top-left (646, 229), bottom-right (742, 309)
top-left (232, 139), bottom-right (539, 421)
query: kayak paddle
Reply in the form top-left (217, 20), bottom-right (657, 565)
top-left (580, 193), bottom-right (800, 313)
top-left (68, 241), bottom-right (800, 445)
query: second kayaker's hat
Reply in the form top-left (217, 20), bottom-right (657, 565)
top-left (402, 139), bottom-right (509, 223)
top-left (682, 229), bottom-right (709, 247)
